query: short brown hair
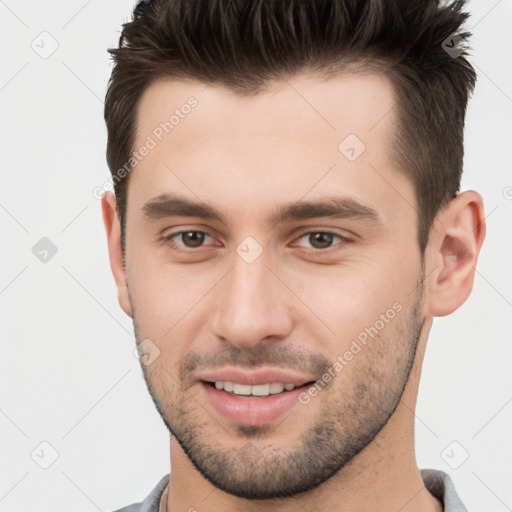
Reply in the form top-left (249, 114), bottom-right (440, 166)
top-left (104, 0), bottom-right (477, 255)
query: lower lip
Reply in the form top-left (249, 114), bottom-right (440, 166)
top-left (200, 382), bottom-right (311, 426)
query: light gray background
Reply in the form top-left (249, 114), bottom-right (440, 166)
top-left (1, 1), bottom-right (511, 511)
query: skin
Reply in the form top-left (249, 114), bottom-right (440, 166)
top-left (102, 73), bottom-right (485, 512)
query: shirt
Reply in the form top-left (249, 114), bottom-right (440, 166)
top-left (111, 468), bottom-right (468, 512)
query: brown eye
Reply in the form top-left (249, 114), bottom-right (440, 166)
top-left (180, 231), bottom-right (206, 247)
top-left (308, 232), bottom-right (335, 249)
top-left (165, 230), bottom-right (214, 249)
top-left (297, 231), bottom-right (345, 251)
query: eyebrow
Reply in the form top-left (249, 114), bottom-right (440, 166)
top-left (142, 192), bottom-right (382, 227)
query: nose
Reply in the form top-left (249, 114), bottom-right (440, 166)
top-left (210, 249), bottom-right (294, 349)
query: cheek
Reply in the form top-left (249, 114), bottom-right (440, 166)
top-left (128, 251), bottom-right (221, 340)
top-left (285, 259), bottom-right (409, 345)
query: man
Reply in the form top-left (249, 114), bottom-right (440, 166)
top-left (101, 0), bottom-right (485, 510)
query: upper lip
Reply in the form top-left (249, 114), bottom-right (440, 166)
top-left (198, 368), bottom-right (317, 387)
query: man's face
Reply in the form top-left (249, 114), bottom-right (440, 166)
top-left (123, 73), bottom-right (426, 498)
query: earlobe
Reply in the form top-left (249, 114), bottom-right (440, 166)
top-left (101, 191), bottom-right (133, 318)
top-left (425, 191), bottom-right (486, 317)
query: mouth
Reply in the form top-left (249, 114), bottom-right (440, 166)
top-left (203, 380), bottom-right (316, 397)
top-left (200, 379), bottom-right (317, 426)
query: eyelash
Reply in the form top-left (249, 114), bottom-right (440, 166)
top-left (162, 229), bottom-right (350, 254)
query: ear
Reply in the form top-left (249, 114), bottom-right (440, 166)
top-left (424, 190), bottom-right (486, 317)
top-left (101, 191), bottom-right (133, 318)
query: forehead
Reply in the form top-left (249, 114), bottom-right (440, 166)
top-left (135, 72), bottom-right (397, 150)
top-left (128, 72), bottom-right (412, 228)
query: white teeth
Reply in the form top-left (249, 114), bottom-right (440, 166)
top-left (269, 383), bottom-right (284, 394)
top-left (223, 381), bottom-right (234, 392)
top-left (213, 381), bottom-right (297, 396)
top-left (233, 383), bottom-right (251, 395)
top-left (251, 384), bottom-right (270, 396)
